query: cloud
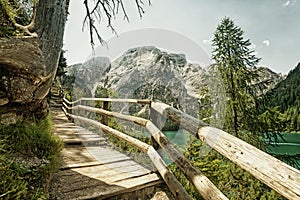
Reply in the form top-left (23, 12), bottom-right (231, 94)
top-left (283, 0), bottom-right (290, 6)
top-left (282, 0), bottom-right (297, 6)
top-left (263, 40), bottom-right (270, 46)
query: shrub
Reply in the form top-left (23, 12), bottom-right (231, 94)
top-left (0, 117), bottom-right (63, 199)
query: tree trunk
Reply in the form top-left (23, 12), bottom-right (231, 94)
top-left (0, 0), bottom-right (67, 124)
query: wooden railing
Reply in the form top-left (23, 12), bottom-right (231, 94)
top-left (62, 97), bottom-right (300, 200)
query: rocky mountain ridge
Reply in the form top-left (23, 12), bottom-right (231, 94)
top-left (66, 46), bottom-right (285, 116)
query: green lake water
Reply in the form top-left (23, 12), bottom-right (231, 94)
top-left (262, 133), bottom-right (300, 156)
top-left (162, 131), bottom-right (300, 155)
top-left (161, 131), bottom-right (300, 167)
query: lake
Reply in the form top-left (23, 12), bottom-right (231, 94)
top-left (161, 131), bottom-right (300, 167)
top-left (261, 132), bottom-right (300, 156)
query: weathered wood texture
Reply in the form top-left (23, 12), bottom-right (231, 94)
top-left (151, 102), bottom-right (300, 200)
top-left (101, 101), bottom-right (109, 125)
top-left (49, 107), bottom-right (165, 200)
top-left (64, 98), bottom-right (300, 199)
top-left (63, 110), bottom-right (191, 200)
top-left (146, 121), bottom-right (228, 200)
top-left (64, 97), bottom-right (151, 105)
top-left (63, 99), bottom-right (227, 200)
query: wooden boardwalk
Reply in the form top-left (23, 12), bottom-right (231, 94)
top-left (48, 107), bottom-right (168, 200)
top-left (47, 91), bottom-right (300, 199)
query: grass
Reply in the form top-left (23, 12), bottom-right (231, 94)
top-left (0, 116), bottom-right (63, 200)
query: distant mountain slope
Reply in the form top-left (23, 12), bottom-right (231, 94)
top-left (254, 66), bottom-right (286, 96)
top-left (259, 63), bottom-right (300, 112)
top-left (96, 46), bottom-right (207, 116)
top-left (65, 57), bottom-right (111, 97)
top-left (257, 63), bottom-right (300, 131)
top-left (64, 46), bottom-right (284, 125)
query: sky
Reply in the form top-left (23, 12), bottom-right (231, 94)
top-left (64, 0), bottom-right (300, 74)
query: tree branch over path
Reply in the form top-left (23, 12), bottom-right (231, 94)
top-left (83, 0), bottom-right (151, 47)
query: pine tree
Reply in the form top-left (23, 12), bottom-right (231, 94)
top-left (211, 17), bottom-right (261, 136)
top-left (56, 50), bottom-right (67, 78)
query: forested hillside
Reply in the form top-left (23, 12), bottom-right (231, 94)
top-left (258, 63), bottom-right (300, 131)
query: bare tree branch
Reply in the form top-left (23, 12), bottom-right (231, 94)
top-left (83, 0), bottom-right (151, 47)
top-left (118, 0), bottom-right (129, 22)
top-left (135, 0), bottom-right (145, 18)
top-left (83, 0), bottom-right (106, 46)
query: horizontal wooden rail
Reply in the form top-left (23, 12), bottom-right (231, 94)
top-left (62, 107), bottom-right (191, 200)
top-left (145, 121), bottom-right (228, 200)
top-left (63, 99), bottom-right (228, 200)
top-left (64, 97), bottom-right (151, 105)
top-left (151, 102), bottom-right (300, 200)
top-left (64, 104), bottom-right (148, 127)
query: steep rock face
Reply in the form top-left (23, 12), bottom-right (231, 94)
top-left (66, 46), bottom-right (285, 120)
top-left (255, 66), bottom-right (286, 95)
top-left (97, 46), bottom-right (207, 116)
top-left (66, 57), bottom-right (111, 96)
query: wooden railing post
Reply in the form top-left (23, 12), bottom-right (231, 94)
top-left (101, 101), bottom-right (109, 126)
top-left (62, 99), bottom-right (228, 199)
top-left (150, 108), bottom-right (165, 153)
top-left (151, 102), bottom-right (300, 200)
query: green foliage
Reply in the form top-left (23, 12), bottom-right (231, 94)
top-left (259, 64), bottom-right (300, 112)
top-left (0, 117), bottom-right (63, 199)
top-left (0, 0), bottom-right (32, 36)
top-left (54, 49), bottom-right (77, 102)
top-left (0, 117), bottom-right (62, 159)
top-left (55, 50), bottom-right (68, 78)
top-left (198, 86), bottom-right (212, 124)
top-left (257, 107), bottom-right (285, 132)
top-left (94, 86), bottom-right (116, 98)
top-left (0, 0), bottom-right (17, 36)
top-left (170, 140), bottom-right (284, 200)
top-left (257, 63), bottom-right (300, 132)
top-left (212, 17), bottom-right (261, 136)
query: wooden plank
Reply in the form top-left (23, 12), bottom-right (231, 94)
top-left (85, 148), bottom-right (131, 159)
top-left (60, 161), bottom-right (103, 169)
top-left (61, 159), bottom-right (151, 174)
top-left (60, 148), bottom-right (99, 168)
top-left (53, 173), bottom-right (161, 200)
top-left (114, 173), bottom-right (161, 188)
top-left (73, 164), bottom-right (152, 183)
top-left (50, 169), bottom-right (126, 200)
top-left (65, 114), bottom-right (191, 200)
top-left (50, 107), bottom-right (166, 200)
top-left (62, 146), bottom-right (128, 160)
top-left (52, 164), bottom-right (159, 191)
top-left (151, 101), bottom-right (300, 200)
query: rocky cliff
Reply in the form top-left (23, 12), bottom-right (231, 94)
top-left (66, 46), bottom-right (284, 120)
top-left (66, 57), bottom-right (111, 97)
